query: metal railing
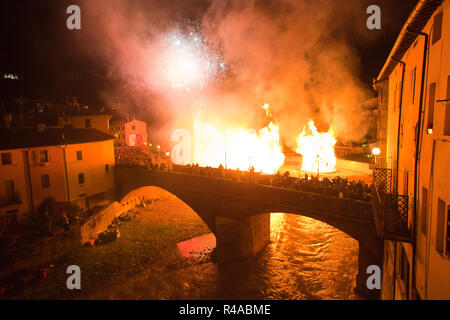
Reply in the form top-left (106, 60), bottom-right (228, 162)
top-left (372, 168), bottom-right (410, 242)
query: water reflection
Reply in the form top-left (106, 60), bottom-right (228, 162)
top-left (90, 212), bottom-right (360, 299)
top-left (171, 212), bottom-right (360, 300)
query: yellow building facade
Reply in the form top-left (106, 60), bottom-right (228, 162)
top-left (0, 128), bottom-right (115, 231)
top-left (375, 0), bottom-right (450, 299)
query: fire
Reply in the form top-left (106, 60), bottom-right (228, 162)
top-left (296, 120), bottom-right (336, 173)
top-left (192, 104), bottom-right (285, 174)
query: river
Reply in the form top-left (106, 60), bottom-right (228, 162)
top-left (91, 209), bottom-right (361, 300)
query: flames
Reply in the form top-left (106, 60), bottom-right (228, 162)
top-left (296, 120), bottom-right (337, 173)
top-left (191, 104), bottom-right (336, 175)
top-left (193, 117), bottom-right (285, 174)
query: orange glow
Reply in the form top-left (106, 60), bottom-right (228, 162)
top-left (192, 104), bottom-right (285, 174)
top-left (295, 120), bottom-right (336, 173)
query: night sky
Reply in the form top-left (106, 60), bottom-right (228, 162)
top-left (1, 0), bottom-right (418, 107)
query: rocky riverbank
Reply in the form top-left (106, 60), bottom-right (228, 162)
top-left (3, 192), bottom-right (211, 299)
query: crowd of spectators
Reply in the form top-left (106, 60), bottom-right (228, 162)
top-left (115, 146), bottom-right (170, 170)
top-left (115, 147), bottom-right (372, 202)
top-left (174, 164), bottom-right (371, 202)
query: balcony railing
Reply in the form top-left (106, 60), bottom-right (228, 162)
top-left (372, 168), bottom-right (411, 242)
top-left (0, 192), bottom-right (22, 208)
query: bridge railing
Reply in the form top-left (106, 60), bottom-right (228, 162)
top-left (371, 168), bottom-right (410, 242)
top-left (116, 161), bottom-right (372, 204)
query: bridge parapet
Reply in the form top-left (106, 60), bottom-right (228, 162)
top-left (115, 167), bottom-right (373, 227)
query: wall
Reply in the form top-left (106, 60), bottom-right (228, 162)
top-left (124, 120), bottom-right (148, 147)
top-left (382, 0), bottom-right (450, 299)
top-left (28, 146), bottom-right (68, 208)
top-left (0, 150), bottom-right (30, 219)
top-left (79, 186), bottom-right (174, 243)
top-left (65, 139), bottom-right (115, 203)
top-left (63, 115), bottom-right (111, 134)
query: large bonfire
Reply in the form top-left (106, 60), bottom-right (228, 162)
top-left (192, 104), bottom-right (337, 175)
top-left (296, 120), bottom-right (337, 173)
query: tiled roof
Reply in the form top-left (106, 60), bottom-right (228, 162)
top-left (0, 128), bottom-right (114, 150)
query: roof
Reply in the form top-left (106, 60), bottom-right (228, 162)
top-left (64, 111), bottom-right (111, 117)
top-left (111, 119), bottom-right (146, 126)
top-left (376, 0), bottom-right (444, 82)
top-left (0, 128), bottom-right (114, 151)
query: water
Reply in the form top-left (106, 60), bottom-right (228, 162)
top-left (94, 212), bottom-right (361, 300)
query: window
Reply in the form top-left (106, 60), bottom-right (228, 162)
top-left (41, 174), bottom-right (50, 188)
top-left (398, 245), bottom-right (410, 292)
top-left (421, 188), bottom-right (428, 235)
top-left (76, 151), bottom-right (83, 161)
top-left (4, 180), bottom-right (14, 198)
top-left (427, 82), bottom-right (436, 134)
top-left (78, 173), bottom-right (85, 185)
top-left (436, 199), bottom-right (446, 256)
top-left (444, 76), bottom-right (450, 136)
top-left (1, 153), bottom-right (12, 165)
top-left (105, 164), bottom-right (109, 172)
top-left (403, 169), bottom-right (409, 196)
top-left (432, 12), bottom-right (443, 45)
top-left (38, 150), bottom-right (50, 163)
top-left (85, 118), bottom-right (91, 128)
top-left (410, 67), bottom-right (416, 105)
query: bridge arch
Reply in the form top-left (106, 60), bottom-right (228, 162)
top-left (115, 167), bottom-right (382, 298)
top-left (119, 186), bottom-right (216, 234)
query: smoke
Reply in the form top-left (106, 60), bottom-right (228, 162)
top-left (77, 0), bottom-right (380, 145)
top-left (200, 0), bottom-right (375, 145)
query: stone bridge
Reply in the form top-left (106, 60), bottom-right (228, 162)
top-left (114, 167), bottom-right (382, 298)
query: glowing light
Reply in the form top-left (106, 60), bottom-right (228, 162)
top-left (371, 147), bottom-right (381, 156)
top-left (149, 29), bottom-right (226, 92)
top-left (192, 104), bottom-right (285, 174)
top-left (3, 74), bottom-right (18, 80)
top-left (166, 152), bottom-right (170, 156)
top-left (157, 145), bottom-right (161, 150)
top-left (296, 120), bottom-right (336, 173)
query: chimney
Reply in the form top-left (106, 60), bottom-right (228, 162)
top-left (37, 123), bottom-right (46, 132)
top-left (4, 113), bottom-right (12, 129)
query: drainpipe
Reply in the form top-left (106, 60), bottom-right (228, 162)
top-left (62, 146), bottom-right (72, 216)
top-left (391, 58), bottom-right (406, 194)
top-left (24, 149), bottom-right (34, 216)
top-left (406, 26), bottom-right (429, 300)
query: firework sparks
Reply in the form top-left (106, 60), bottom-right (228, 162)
top-left (149, 29), bottom-right (226, 93)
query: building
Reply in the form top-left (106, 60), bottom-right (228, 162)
top-left (373, 0), bottom-right (450, 299)
top-left (59, 111), bottom-right (112, 134)
top-left (110, 119), bottom-right (148, 147)
top-left (0, 127), bottom-right (115, 232)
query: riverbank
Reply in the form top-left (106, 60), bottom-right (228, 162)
top-left (4, 193), bottom-right (211, 299)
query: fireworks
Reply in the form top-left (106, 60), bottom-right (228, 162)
top-left (149, 29), bottom-right (226, 93)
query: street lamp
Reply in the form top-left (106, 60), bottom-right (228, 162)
top-left (157, 145), bottom-right (161, 169)
top-left (372, 147), bottom-right (381, 167)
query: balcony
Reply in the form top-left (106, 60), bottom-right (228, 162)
top-left (0, 192), bottom-right (22, 208)
top-left (372, 168), bottom-right (411, 242)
